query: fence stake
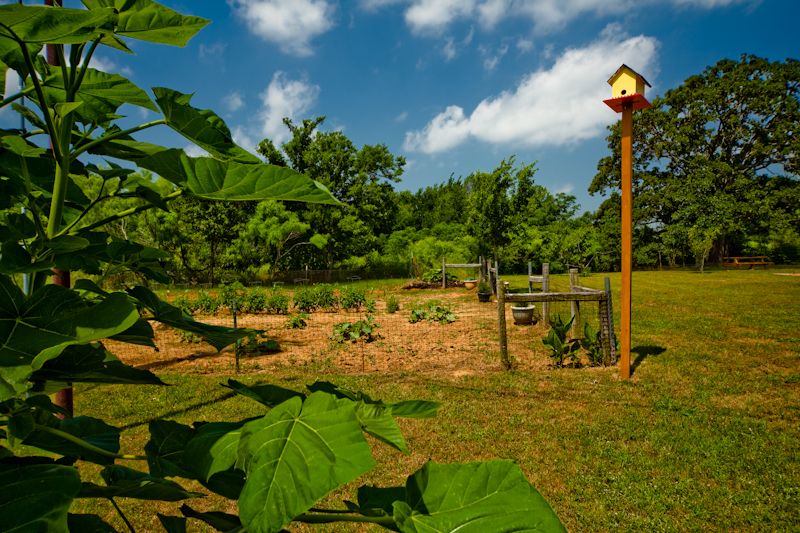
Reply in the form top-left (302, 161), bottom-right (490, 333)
top-left (442, 257), bottom-right (446, 289)
top-left (497, 273), bottom-right (511, 370)
top-left (232, 301), bottom-right (240, 374)
top-left (569, 268), bottom-right (582, 339)
top-left (542, 263), bottom-right (550, 325)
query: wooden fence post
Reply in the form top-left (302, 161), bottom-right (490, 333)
top-left (604, 276), bottom-right (617, 364)
top-left (542, 263), bottom-right (550, 325)
top-left (569, 268), bottom-right (581, 339)
top-left (442, 257), bottom-right (446, 289)
top-left (497, 273), bottom-right (510, 370)
top-left (528, 261), bottom-right (533, 293)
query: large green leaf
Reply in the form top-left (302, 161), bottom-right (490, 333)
top-left (30, 343), bottom-right (163, 385)
top-left (0, 5), bottom-right (116, 45)
top-left (391, 461), bottom-right (565, 533)
top-left (82, 0), bottom-right (209, 47)
top-left (127, 285), bottom-right (250, 351)
top-left (79, 465), bottom-right (202, 501)
top-left (153, 88), bottom-right (259, 164)
top-left (0, 276), bottom-right (139, 401)
top-left (38, 67), bottom-right (156, 123)
top-left (223, 379), bottom-right (304, 407)
top-left (137, 148), bottom-right (339, 203)
top-left (0, 33), bottom-right (42, 79)
top-left (23, 415), bottom-right (120, 465)
top-left (0, 462), bottom-right (81, 533)
top-left (145, 419), bottom-right (195, 479)
top-left (237, 392), bottom-right (376, 533)
top-left (183, 420), bottom-right (246, 483)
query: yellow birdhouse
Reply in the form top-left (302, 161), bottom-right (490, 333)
top-left (604, 64), bottom-right (651, 113)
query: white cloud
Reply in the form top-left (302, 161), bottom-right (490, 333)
top-left (395, 110), bottom-right (409, 122)
top-left (555, 183), bottom-right (575, 195)
top-left (516, 37), bottom-right (533, 53)
top-left (405, 0), bottom-right (476, 34)
top-left (404, 28), bottom-right (659, 153)
top-left (232, 126), bottom-right (258, 154)
top-left (258, 72), bottom-right (320, 143)
top-left (367, 0), bottom-right (748, 35)
top-left (228, 0), bottom-right (336, 57)
top-left (480, 43), bottom-right (508, 71)
top-left (223, 91), bottom-right (245, 113)
top-left (442, 37), bottom-right (456, 60)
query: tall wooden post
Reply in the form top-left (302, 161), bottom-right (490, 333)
top-left (604, 64), bottom-right (651, 380)
top-left (569, 268), bottom-right (581, 340)
top-left (496, 272), bottom-right (510, 370)
top-left (620, 103), bottom-right (633, 380)
top-left (541, 263), bottom-right (550, 325)
top-left (441, 257), bottom-right (446, 289)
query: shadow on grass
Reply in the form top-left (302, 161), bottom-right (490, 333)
top-left (631, 345), bottom-right (666, 375)
top-left (120, 390), bottom-right (238, 430)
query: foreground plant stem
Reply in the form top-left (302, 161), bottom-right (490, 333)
top-left (34, 424), bottom-right (146, 460)
top-left (109, 497), bottom-right (136, 533)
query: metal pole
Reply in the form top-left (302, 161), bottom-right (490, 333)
top-left (620, 103), bottom-right (633, 379)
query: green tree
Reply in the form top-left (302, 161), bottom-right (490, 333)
top-left (591, 55), bottom-right (800, 267)
top-left (258, 117), bottom-right (406, 269)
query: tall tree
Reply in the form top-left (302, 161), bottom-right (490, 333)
top-left (257, 117), bottom-right (405, 268)
top-left (591, 55), bottom-right (800, 267)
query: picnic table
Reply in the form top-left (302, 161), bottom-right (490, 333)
top-left (721, 256), bottom-right (773, 269)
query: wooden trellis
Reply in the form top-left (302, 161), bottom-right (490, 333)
top-left (496, 268), bottom-right (616, 370)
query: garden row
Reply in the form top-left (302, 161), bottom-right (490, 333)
top-left (171, 283), bottom-right (398, 315)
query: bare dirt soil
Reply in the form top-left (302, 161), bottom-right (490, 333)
top-left (109, 290), bottom-right (557, 378)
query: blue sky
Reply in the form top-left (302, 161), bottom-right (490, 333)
top-left (4, 0), bottom-right (798, 212)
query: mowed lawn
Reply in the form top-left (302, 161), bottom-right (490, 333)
top-left (74, 269), bottom-right (800, 532)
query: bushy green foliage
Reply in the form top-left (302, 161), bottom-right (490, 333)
top-left (240, 332), bottom-right (281, 355)
top-left (243, 288), bottom-right (268, 313)
top-left (386, 295), bottom-right (401, 314)
top-left (285, 313), bottom-right (310, 329)
top-left (195, 290), bottom-right (221, 315)
top-left (265, 290), bottom-right (290, 314)
top-left (409, 303), bottom-right (457, 324)
top-left (581, 322), bottom-right (606, 367)
top-left (339, 285), bottom-right (367, 311)
top-left (314, 284), bottom-right (338, 311)
top-left (331, 315), bottom-right (379, 343)
top-left (543, 315), bottom-right (581, 368)
top-left (421, 268), bottom-right (459, 284)
top-left (293, 286), bottom-right (318, 312)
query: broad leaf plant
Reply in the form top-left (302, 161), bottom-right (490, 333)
top-left (0, 2), bottom-right (564, 531)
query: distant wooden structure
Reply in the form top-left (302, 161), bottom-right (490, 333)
top-left (721, 256), bottom-right (772, 269)
top-left (441, 257), bottom-right (484, 288)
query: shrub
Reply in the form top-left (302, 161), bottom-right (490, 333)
top-left (172, 295), bottom-right (193, 314)
top-left (293, 286), bottom-right (317, 313)
top-left (196, 290), bottom-right (221, 314)
top-left (409, 303), bottom-right (457, 324)
top-left (266, 290), bottom-right (290, 314)
top-left (220, 282), bottom-right (246, 311)
top-left (339, 286), bottom-right (367, 311)
top-left (285, 313), bottom-right (310, 329)
top-left (331, 315), bottom-right (379, 343)
top-left (314, 284), bottom-right (339, 311)
top-left (421, 268), bottom-right (458, 284)
top-left (387, 295), bottom-right (400, 314)
top-left (243, 288), bottom-right (268, 313)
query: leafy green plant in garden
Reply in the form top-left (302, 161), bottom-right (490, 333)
top-left (220, 281), bottom-right (246, 311)
top-left (243, 288), bottom-right (267, 313)
top-left (331, 315), bottom-right (380, 343)
top-left (543, 315), bottom-right (581, 368)
top-left (0, 3), bottom-right (563, 532)
top-left (178, 330), bottom-right (202, 344)
top-left (339, 285), bottom-right (367, 311)
top-left (409, 303), bottom-right (457, 324)
top-left (314, 283), bottom-right (338, 311)
top-left (265, 289), bottom-right (289, 314)
top-left (421, 268), bottom-right (458, 284)
top-left (240, 332), bottom-right (281, 355)
top-left (285, 313), bottom-right (310, 329)
top-left (581, 322), bottom-right (606, 367)
top-left (292, 286), bottom-right (318, 313)
top-left (195, 290), bottom-right (220, 315)
top-left (387, 294), bottom-right (400, 313)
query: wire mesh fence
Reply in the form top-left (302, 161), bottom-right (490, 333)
top-left (106, 283), bottom-right (596, 377)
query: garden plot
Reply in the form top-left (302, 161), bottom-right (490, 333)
top-left (108, 290), bottom-right (558, 377)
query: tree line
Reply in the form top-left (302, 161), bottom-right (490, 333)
top-left (95, 55), bottom-right (799, 284)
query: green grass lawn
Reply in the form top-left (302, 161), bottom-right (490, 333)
top-left (74, 269), bottom-right (800, 531)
